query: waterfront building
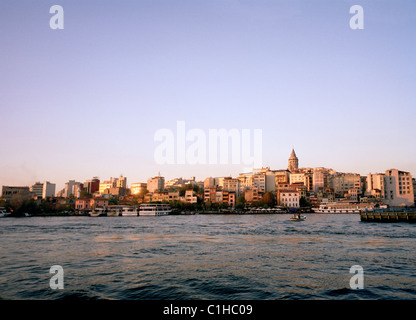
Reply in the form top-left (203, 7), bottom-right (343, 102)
top-left (366, 173), bottom-right (385, 200)
top-left (329, 173), bottom-right (361, 197)
top-left (384, 169), bottom-right (414, 207)
top-left (277, 188), bottom-right (300, 208)
top-left (222, 177), bottom-right (240, 196)
top-left (147, 176), bottom-right (165, 193)
top-left (221, 190), bottom-right (236, 207)
top-left (182, 189), bottom-right (198, 204)
top-left (1, 186), bottom-right (31, 201)
top-left (413, 178), bottom-right (416, 205)
top-left (204, 187), bottom-right (217, 203)
top-left (244, 187), bottom-right (262, 203)
top-left (215, 190), bottom-right (223, 203)
top-left (75, 197), bottom-right (109, 210)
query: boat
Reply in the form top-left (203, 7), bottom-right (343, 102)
top-left (107, 205), bottom-right (123, 217)
top-left (121, 206), bottom-right (139, 217)
top-left (89, 207), bottom-right (108, 217)
top-left (290, 213), bottom-right (306, 221)
top-left (312, 203), bottom-right (374, 214)
top-left (0, 207), bottom-right (11, 218)
top-left (139, 204), bottom-right (171, 216)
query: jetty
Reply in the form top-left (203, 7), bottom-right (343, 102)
top-left (360, 208), bottom-right (416, 222)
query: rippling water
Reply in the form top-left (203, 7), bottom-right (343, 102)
top-left (1, 214), bottom-right (415, 300)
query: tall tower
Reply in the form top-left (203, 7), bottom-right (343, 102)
top-left (288, 147), bottom-right (299, 172)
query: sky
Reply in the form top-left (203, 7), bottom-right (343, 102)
top-left (1, 0), bottom-right (415, 192)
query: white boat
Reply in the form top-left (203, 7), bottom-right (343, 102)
top-left (121, 206), bottom-right (139, 217)
top-left (139, 204), bottom-right (171, 216)
top-left (89, 207), bottom-right (107, 217)
top-left (312, 203), bottom-right (374, 214)
top-left (290, 214), bottom-right (306, 221)
top-left (0, 207), bottom-right (11, 218)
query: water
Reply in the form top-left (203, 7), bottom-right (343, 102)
top-left (0, 214), bottom-right (415, 300)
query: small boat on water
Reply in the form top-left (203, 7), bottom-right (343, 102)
top-left (290, 213), bottom-right (306, 221)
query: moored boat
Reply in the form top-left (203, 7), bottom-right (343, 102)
top-left (313, 203), bottom-right (374, 214)
top-left (89, 207), bottom-right (107, 217)
top-left (121, 206), bottom-right (139, 217)
top-left (0, 207), bottom-right (11, 218)
top-left (139, 204), bottom-right (171, 216)
top-left (107, 205), bottom-right (123, 217)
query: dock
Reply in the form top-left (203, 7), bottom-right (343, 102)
top-left (360, 208), bottom-right (416, 222)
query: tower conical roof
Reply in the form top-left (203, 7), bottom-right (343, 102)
top-left (289, 148), bottom-right (297, 159)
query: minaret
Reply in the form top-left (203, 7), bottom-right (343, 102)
top-left (288, 147), bottom-right (299, 172)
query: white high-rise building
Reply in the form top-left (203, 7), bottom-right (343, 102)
top-left (42, 181), bottom-right (56, 199)
top-left (384, 169), bottom-right (414, 207)
top-left (64, 180), bottom-right (81, 197)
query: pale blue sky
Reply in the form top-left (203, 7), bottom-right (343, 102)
top-left (1, 0), bottom-right (415, 191)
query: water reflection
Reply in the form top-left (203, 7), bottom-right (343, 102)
top-left (0, 215), bottom-right (415, 299)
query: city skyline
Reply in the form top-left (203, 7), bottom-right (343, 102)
top-left (1, 1), bottom-right (416, 192)
top-left (2, 146), bottom-right (415, 194)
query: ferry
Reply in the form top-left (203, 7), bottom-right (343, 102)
top-left (313, 203), bottom-right (374, 214)
top-left (0, 207), bottom-right (11, 218)
top-left (139, 204), bottom-right (171, 216)
top-left (121, 206), bottom-right (139, 217)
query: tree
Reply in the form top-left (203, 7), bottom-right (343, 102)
top-left (260, 192), bottom-right (275, 208)
top-left (235, 194), bottom-right (246, 209)
top-left (299, 196), bottom-right (310, 207)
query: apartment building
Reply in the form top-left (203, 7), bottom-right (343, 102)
top-left (147, 176), bottom-right (165, 193)
top-left (384, 169), bottom-right (414, 207)
top-left (277, 188), bottom-right (300, 208)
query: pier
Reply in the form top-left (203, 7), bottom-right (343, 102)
top-left (360, 208), bottom-right (416, 222)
